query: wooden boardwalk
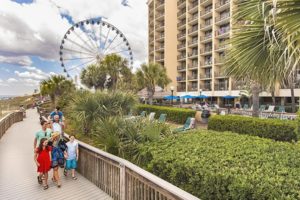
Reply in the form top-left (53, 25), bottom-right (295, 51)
top-left (0, 109), bottom-right (112, 200)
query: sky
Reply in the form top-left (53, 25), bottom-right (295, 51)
top-left (0, 0), bottom-right (148, 96)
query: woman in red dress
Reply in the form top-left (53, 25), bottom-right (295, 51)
top-left (34, 138), bottom-right (52, 190)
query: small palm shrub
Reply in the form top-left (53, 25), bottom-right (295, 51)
top-left (66, 90), bottom-right (137, 134)
top-left (92, 117), bottom-right (171, 164)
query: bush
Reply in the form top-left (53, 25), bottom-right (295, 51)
top-left (66, 90), bottom-right (137, 134)
top-left (208, 115), bottom-right (297, 142)
top-left (136, 104), bottom-right (196, 124)
top-left (140, 131), bottom-right (300, 199)
top-left (92, 117), bottom-right (172, 164)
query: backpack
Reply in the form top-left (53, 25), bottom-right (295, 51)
top-left (58, 139), bottom-right (67, 152)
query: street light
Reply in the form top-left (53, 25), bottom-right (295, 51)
top-left (170, 86), bottom-right (174, 106)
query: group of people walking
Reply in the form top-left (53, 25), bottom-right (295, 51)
top-left (33, 106), bottom-right (79, 190)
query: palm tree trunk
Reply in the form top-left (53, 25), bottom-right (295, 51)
top-left (291, 74), bottom-right (296, 113)
top-left (251, 82), bottom-right (260, 117)
top-left (148, 88), bottom-right (154, 105)
top-left (271, 90), bottom-right (275, 105)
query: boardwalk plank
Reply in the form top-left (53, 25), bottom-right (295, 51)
top-left (0, 109), bottom-right (112, 200)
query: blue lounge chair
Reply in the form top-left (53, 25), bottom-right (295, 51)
top-left (173, 117), bottom-right (195, 133)
top-left (158, 114), bottom-right (167, 123)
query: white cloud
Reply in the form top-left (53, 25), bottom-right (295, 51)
top-left (7, 78), bottom-right (18, 83)
top-left (0, 0), bottom-right (147, 68)
top-left (0, 55), bottom-right (32, 66)
top-left (15, 70), bottom-right (46, 80)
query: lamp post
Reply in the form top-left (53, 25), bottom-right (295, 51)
top-left (170, 86), bottom-right (174, 106)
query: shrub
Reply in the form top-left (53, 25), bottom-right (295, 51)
top-left (92, 117), bottom-right (171, 164)
top-left (208, 115), bottom-right (297, 142)
top-left (136, 104), bottom-right (196, 124)
top-left (140, 131), bottom-right (300, 199)
top-left (66, 90), bottom-right (137, 134)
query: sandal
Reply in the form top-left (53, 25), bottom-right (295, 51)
top-left (37, 176), bottom-right (42, 184)
top-left (43, 185), bottom-right (49, 190)
top-left (72, 176), bottom-right (77, 180)
top-left (63, 169), bottom-right (67, 176)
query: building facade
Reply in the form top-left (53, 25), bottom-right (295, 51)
top-left (147, 0), bottom-right (300, 107)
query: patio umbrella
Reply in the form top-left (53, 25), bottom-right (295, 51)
top-left (196, 94), bottom-right (209, 99)
top-left (181, 95), bottom-right (196, 99)
top-left (164, 95), bottom-right (180, 100)
top-left (223, 95), bottom-right (236, 99)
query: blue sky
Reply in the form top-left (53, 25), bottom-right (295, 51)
top-left (0, 0), bottom-right (147, 95)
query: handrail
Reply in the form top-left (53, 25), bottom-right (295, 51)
top-left (64, 133), bottom-right (200, 200)
top-left (0, 112), bottom-right (23, 140)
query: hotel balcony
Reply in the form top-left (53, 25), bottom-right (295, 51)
top-left (177, 86), bottom-right (186, 92)
top-left (188, 51), bottom-right (198, 58)
top-left (188, 64), bottom-right (198, 69)
top-left (200, 83), bottom-right (212, 91)
top-left (215, 13), bottom-right (230, 25)
top-left (177, 33), bottom-right (186, 40)
top-left (189, 15), bottom-right (198, 25)
top-left (188, 40), bottom-right (198, 47)
top-left (156, 12), bottom-right (165, 21)
top-left (215, 43), bottom-right (229, 52)
top-left (214, 83), bottom-right (228, 91)
top-left (177, 76), bottom-right (187, 82)
top-left (155, 23), bottom-right (165, 31)
top-left (216, 28), bottom-right (230, 38)
top-left (177, 65), bottom-right (186, 71)
top-left (188, 75), bottom-right (198, 81)
top-left (188, 27), bottom-right (198, 36)
top-left (177, 9), bottom-right (186, 19)
top-left (200, 47), bottom-right (212, 55)
top-left (156, 45), bottom-right (164, 52)
top-left (188, 1), bottom-right (198, 13)
top-left (188, 86), bottom-right (198, 91)
top-left (200, 0), bottom-right (212, 6)
top-left (177, 43), bottom-right (186, 50)
top-left (156, 1), bottom-right (165, 10)
top-left (214, 71), bottom-right (227, 78)
top-left (155, 34), bottom-right (165, 42)
top-left (200, 73), bottom-right (212, 79)
top-left (200, 23), bottom-right (212, 31)
top-left (178, 0), bottom-right (186, 9)
top-left (155, 56), bottom-right (164, 62)
top-left (177, 21), bottom-right (186, 29)
top-left (177, 54), bottom-right (187, 61)
top-left (215, 0), bottom-right (230, 12)
top-left (201, 9), bottom-right (212, 19)
top-left (215, 58), bottom-right (225, 65)
top-left (200, 35), bottom-right (212, 43)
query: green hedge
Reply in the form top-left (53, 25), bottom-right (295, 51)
top-left (208, 115), bottom-right (297, 142)
top-left (136, 104), bottom-right (196, 124)
top-left (140, 131), bottom-right (300, 199)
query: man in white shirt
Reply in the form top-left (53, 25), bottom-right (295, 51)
top-left (52, 115), bottom-right (63, 139)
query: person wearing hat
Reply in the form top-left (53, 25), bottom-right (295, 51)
top-left (49, 132), bottom-right (64, 188)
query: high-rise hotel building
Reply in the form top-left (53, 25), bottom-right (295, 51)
top-left (147, 0), bottom-right (300, 106)
top-left (148, 0), bottom-right (237, 103)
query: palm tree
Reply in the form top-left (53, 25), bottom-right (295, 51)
top-left (101, 54), bottom-right (132, 90)
top-left (225, 0), bottom-right (300, 117)
top-left (40, 75), bottom-right (75, 107)
top-left (136, 63), bottom-right (171, 105)
top-left (80, 63), bottom-right (107, 90)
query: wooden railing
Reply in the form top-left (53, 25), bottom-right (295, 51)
top-left (64, 133), bottom-right (199, 200)
top-left (0, 112), bottom-right (23, 139)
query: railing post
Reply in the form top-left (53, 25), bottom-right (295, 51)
top-left (119, 163), bottom-right (126, 200)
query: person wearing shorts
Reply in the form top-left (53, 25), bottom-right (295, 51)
top-left (64, 135), bottom-right (79, 180)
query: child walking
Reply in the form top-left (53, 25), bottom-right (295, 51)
top-left (34, 138), bottom-right (52, 190)
top-left (64, 135), bottom-right (79, 180)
